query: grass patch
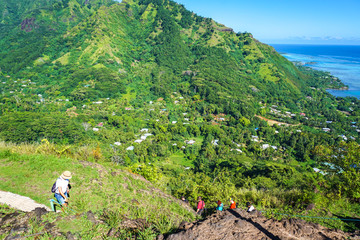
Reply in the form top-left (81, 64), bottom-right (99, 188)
top-left (0, 149), bottom-right (195, 238)
top-left (169, 152), bottom-right (193, 168)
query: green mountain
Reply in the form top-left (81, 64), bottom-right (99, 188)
top-left (0, 0), bottom-right (340, 108)
top-left (1, 0), bottom-right (360, 237)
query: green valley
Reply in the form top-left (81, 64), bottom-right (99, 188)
top-left (0, 0), bottom-right (360, 238)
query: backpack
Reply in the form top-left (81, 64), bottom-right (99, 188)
top-left (51, 178), bottom-right (59, 193)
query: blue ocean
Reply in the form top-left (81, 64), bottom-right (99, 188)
top-left (270, 44), bottom-right (360, 98)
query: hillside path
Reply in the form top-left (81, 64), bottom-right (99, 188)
top-left (0, 190), bottom-right (51, 212)
top-left (167, 208), bottom-right (356, 240)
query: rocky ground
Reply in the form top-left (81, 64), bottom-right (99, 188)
top-left (1, 207), bottom-right (59, 239)
top-left (2, 206), bottom-right (360, 239)
top-left (0, 206), bottom-right (105, 240)
top-left (166, 209), bottom-right (360, 240)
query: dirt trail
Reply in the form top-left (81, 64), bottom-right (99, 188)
top-left (256, 115), bottom-right (300, 127)
top-left (0, 190), bottom-right (50, 212)
top-left (166, 208), bottom-right (359, 240)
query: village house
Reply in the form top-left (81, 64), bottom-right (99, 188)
top-left (185, 140), bottom-right (195, 145)
top-left (339, 135), bottom-right (348, 141)
top-left (261, 144), bottom-right (270, 150)
top-left (322, 128), bottom-right (331, 132)
top-left (140, 133), bottom-right (153, 141)
top-left (231, 149), bottom-right (243, 153)
top-left (251, 135), bottom-right (259, 142)
top-left (126, 146), bottom-right (134, 151)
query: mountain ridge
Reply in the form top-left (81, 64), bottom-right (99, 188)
top-left (0, 0), bottom-right (312, 108)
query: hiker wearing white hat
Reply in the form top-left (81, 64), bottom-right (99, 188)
top-left (54, 171), bottom-right (72, 208)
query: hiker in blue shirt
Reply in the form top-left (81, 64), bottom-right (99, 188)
top-left (54, 171), bottom-right (72, 209)
top-left (216, 200), bottom-right (223, 211)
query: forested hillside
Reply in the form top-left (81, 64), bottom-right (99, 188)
top-left (1, 0), bottom-right (360, 237)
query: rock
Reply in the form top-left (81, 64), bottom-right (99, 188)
top-left (0, 212), bottom-right (20, 226)
top-left (179, 221), bottom-right (193, 230)
top-left (32, 207), bottom-right (48, 220)
top-left (120, 218), bottom-right (149, 230)
top-left (11, 225), bottom-right (27, 232)
top-left (157, 234), bottom-right (164, 240)
top-left (302, 225), bottom-right (313, 235)
top-left (66, 231), bottom-right (76, 240)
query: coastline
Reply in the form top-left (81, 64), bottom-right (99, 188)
top-left (271, 44), bottom-right (360, 98)
top-left (326, 86), bottom-right (349, 91)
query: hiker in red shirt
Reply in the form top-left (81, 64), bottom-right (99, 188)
top-left (196, 197), bottom-right (205, 215)
top-left (229, 198), bottom-right (236, 209)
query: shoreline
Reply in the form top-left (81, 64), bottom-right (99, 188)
top-left (326, 86), bottom-right (349, 91)
top-left (272, 44), bottom-right (360, 98)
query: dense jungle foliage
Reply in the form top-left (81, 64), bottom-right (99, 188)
top-left (1, 0), bottom-right (360, 235)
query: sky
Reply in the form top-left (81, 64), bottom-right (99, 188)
top-left (173, 0), bottom-right (360, 45)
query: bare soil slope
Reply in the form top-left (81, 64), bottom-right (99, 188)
top-left (167, 209), bottom-right (359, 240)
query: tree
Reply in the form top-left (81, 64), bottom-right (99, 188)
top-left (315, 142), bottom-right (360, 200)
top-left (239, 116), bottom-right (251, 127)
